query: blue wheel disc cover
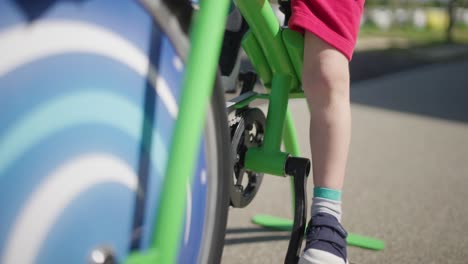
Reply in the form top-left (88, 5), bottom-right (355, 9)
top-left (0, 1), bottom-right (208, 263)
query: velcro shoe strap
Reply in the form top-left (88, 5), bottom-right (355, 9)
top-left (312, 216), bottom-right (348, 239)
top-left (312, 227), bottom-right (347, 249)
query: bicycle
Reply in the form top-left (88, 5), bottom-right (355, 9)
top-left (0, 0), bottom-right (383, 263)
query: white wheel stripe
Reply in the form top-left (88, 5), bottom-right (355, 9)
top-left (184, 182), bottom-right (192, 245)
top-left (0, 20), bottom-right (178, 118)
top-left (172, 56), bottom-right (183, 72)
top-left (200, 170), bottom-right (207, 185)
top-left (1, 154), bottom-right (138, 264)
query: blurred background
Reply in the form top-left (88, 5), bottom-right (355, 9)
top-left (353, 0), bottom-right (468, 82)
top-left (360, 0), bottom-right (468, 46)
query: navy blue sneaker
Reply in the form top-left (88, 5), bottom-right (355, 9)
top-left (299, 213), bottom-right (348, 264)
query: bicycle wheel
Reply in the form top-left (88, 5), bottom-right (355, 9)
top-left (0, 1), bottom-right (230, 264)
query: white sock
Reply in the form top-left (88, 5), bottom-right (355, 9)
top-left (311, 197), bottom-right (342, 222)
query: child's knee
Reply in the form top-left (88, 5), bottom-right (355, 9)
top-left (302, 33), bottom-right (350, 103)
top-left (303, 57), bottom-right (350, 105)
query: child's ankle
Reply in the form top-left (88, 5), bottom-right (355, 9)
top-left (312, 187), bottom-right (342, 222)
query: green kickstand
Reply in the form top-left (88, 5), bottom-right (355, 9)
top-left (251, 108), bottom-right (385, 251)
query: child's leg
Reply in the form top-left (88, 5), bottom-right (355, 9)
top-left (303, 32), bottom-right (351, 193)
top-left (288, 0), bottom-right (363, 262)
top-left (298, 32), bottom-right (351, 264)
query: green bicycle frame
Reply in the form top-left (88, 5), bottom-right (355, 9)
top-left (236, 0), bottom-right (301, 176)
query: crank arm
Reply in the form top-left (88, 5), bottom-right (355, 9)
top-left (284, 156), bottom-right (310, 264)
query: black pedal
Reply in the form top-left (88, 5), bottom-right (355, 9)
top-left (284, 156), bottom-right (310, 264)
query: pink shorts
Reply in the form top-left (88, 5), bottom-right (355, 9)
top-left (289, 0), bottom-right (365, 61)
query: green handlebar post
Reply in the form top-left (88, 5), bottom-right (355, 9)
top-left (149, 0), bottom-right (230, 263)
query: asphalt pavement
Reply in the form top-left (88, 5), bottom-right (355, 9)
top-left (221, 59), bottom-right (468, 264)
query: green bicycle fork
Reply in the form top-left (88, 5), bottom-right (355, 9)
top-left (126, 0), bottom-right (230, 263)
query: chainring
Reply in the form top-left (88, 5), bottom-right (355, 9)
top-left (229, 107), bottom-right (266, 208)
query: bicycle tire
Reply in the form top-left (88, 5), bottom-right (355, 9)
top-left (199, 76), bottom-right (231, 264)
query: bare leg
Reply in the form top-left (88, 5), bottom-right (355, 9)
top-left (298, 30), bottom-right (351, 264)
top-left (302, 32), bottom-right (351, 191)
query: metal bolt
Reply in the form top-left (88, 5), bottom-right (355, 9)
top-left (255, 133), bottom-right (264, 143)
top-left (90, 248), bottom-right (115, 264)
